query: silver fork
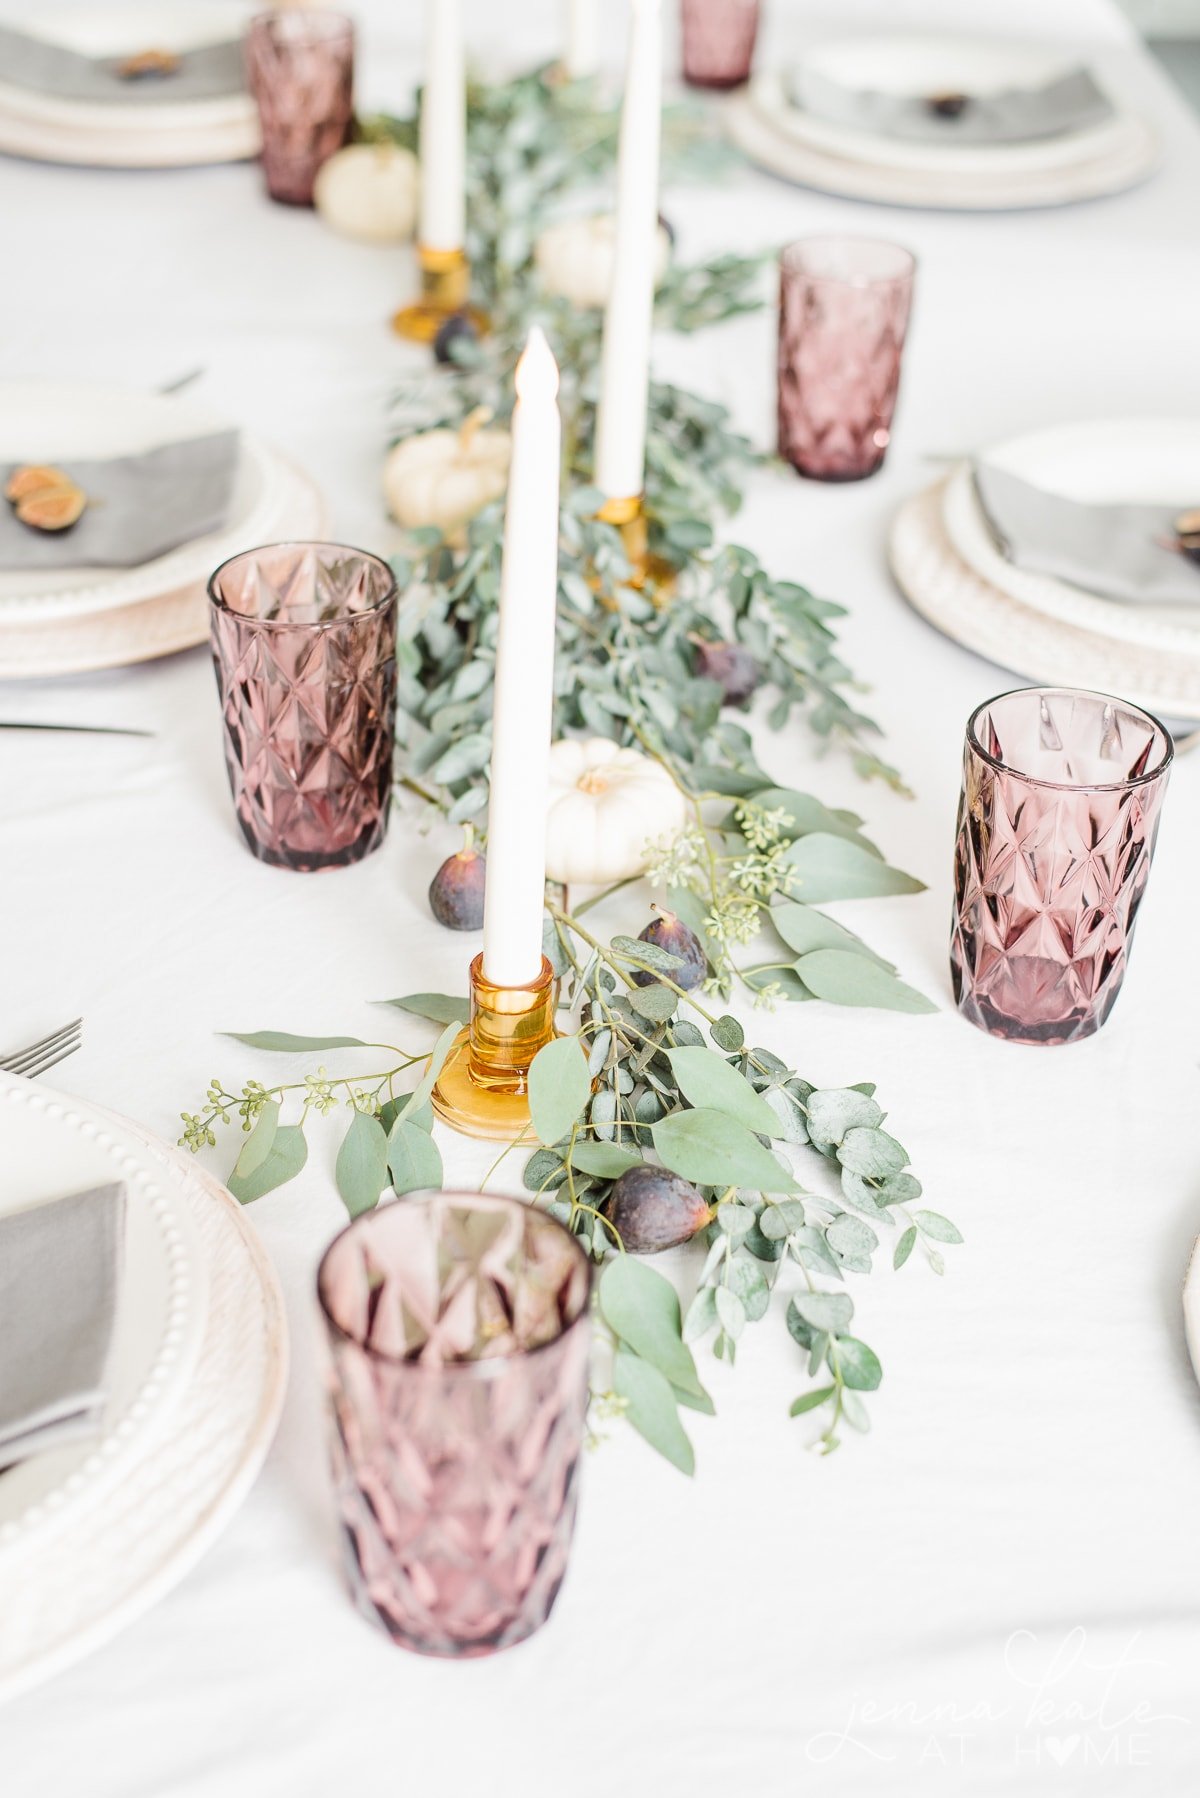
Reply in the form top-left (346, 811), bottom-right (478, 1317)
top-left (0, 1019), bottom-right (83, 1079)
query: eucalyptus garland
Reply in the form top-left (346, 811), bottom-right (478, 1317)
top-left (180, 67), bottom-right (959, 1469)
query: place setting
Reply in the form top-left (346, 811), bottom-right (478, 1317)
top-left (4, 0), bottom-right (1200, 1782)
top-left (722, 24), bottom-right (1160, 209)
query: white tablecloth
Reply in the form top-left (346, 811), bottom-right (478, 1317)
top-left (5, 1), bottom-right (1200, 1791)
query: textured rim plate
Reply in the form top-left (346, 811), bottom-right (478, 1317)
top-left (0, 452), bottom-right (326, 678)
top-left (0, 1109), bottom-right (287, 1705)
top-left (724, 87), bottom-right (1158, 210)
top-left (0, 384), bottom-right (313, 623)
top-left (943, 419), bottom-right (1200, 654)
top-left (752, 68), bottom-right (1132, 177)
top-left (0, 2), bottom-right (255, 132)
top-left (890, 479), bottom-right (1200, 720)
top-left (0, 102), bottom-right (257, 168)
top-left (0, 1074), bottom-right (207, 1556)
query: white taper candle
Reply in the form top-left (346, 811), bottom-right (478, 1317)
top-left (564, 0), bottom-right (599, 79)
top-left (594, 0), bottom-right (663, 501)
top-left (481, 330), bottom-right (563, 988)
top-left (418, 0), bottom-right (466, 251)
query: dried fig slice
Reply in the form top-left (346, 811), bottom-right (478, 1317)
top-left (116, 49), bottom-right (182, 80)
top-left (5, 463), bottom-right (73, 503)
top-left (15, 486), bottom-right (87, 532)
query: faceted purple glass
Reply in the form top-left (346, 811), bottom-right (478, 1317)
top-left (777, 237), bottom-right (915, 482)
top-left (208, 542), bottom-right (397, 872)
top-left (951, 687), bottom-right (1172, 1045)
top-left (317, 1194), bottom-right (593, 1659)
top-left (680, 0), bottom-right (760, 89)
top-left (245, 10), bottom-right (354, 206)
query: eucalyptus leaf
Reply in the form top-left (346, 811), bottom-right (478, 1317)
top-left (710, 1014), bottom-right (744, 1052)
top-left (771, 903), bottom-right (896, 971)
top-left (599, 1256), bottom-right (705, 1397)
top-left (336, 1110), bottom-right (389, 1219)
top-left (796, 950), bottom-right (936, 1015)
top-left (382, 993), bottom-right (470, 1026)
top-left (805, 1088), bottom-right (884, 1149)
top-left (569, 1141), bottom-right (641, 1180)
top-left (232, 1099), bottom-right (279, 1182)
top-left (832, 1336), bottom-right (883, 1392)
top-left (666, 1047), bottom-right (781, 1138)
top-left (653, 1109), bottom-right (798, 1193)
top-left (790, 1385), bottom-right (835, 1417)
top-left (387, 1118), bottom-right (443, 1196)
top-left (838, 1127), bottom-right (909, 1179)
top-left (683, 1285), bottom-right (718, 1344)
top-left (790, 1290), bottom-right (854, 1335)
top-left (529, 1037), bottom-right (592, 1147)
top-left (915, 1210), bottom-right (963, 1245)
top-left (893, 1225), bottom-right (917, 1270)
top-left (228, 1125), bottom-right (308, 1205)
top-left (613, 1347), bottom-right (695, 1475)
top-left (783, 835), bottom-right (924, 902)
top-left (223, 1031), bottom-right (370, 1053)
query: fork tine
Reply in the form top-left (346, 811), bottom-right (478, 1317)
top-left (17, 1034), bottom-right (83, 1080)
top-left (1, 1019), bottom-right (83, 1076)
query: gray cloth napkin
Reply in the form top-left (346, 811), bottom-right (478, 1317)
top-left (788, 61), bottom-right (1114, 145)
top-left (973, 461), bottom-right (1200, 606)
top-left (0, 25), bottom-right (246, 106)
top-left (0, 1183), bottom-right (125, 1468)
top-left (0, 429), bottom-right (240, 571)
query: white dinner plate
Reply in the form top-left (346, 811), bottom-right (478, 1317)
top-left (943, 419), bottom-right (1200, 655)
top-left (0, 4), bottom-right (258, 166)
top-left (0, 1095), bottom-right (287, 1703)
top-left (0, 449), bottom-right (326, 677)
top-left (0, 383), bottom-right (309, 624)
top-left (755, 63), bottom-right (1131, 178)
top-left (0, 1074), bottom-right (208, 1559)
top-left (890, 478), bottom-right (1200, 720)
top-left (725, 85), bottom-right (1158, 210)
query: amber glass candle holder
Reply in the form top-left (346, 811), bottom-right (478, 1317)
top-left (393, 246), bottom-right (489, 344)
top-left (595, 495), bottom-right (676, 598)
top-left (432, 954), bottom-right (558, 1140)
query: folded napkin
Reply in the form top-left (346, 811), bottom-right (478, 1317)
top-left (0, 429), bottom-right (240, 571)
top-left (788, 60), bottom-right (1114, 146)
top-left (0, 1183), bottom-right (125, 1469)
top-left (0, 25), bottom-right (246, 106)
top-left (973, 461), bottom-right (1200, 606)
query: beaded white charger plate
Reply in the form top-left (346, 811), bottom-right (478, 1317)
top-left (725, 79), bottom-right (1157, 210)
top-left (889, 478), bottom-right (1200, 721)
top-left (0, 1084), bottom-right (287, 1703)
top-left (0, 3), bottom-right (259, 167)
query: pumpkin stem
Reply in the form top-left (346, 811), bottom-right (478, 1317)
top-left (577, 768), bottom-right (610, 795)
top-left (458, 406), bottom-right (492, 453)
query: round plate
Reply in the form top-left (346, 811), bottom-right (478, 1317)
top-left (754, 67), bottom-right (1131, 177)
top-left (0, 1074), bottom-right (207, 1557)
top-left (0, 106), bottom-right (259, 168)
top-left (725, 85), bottom-right (1158, 210)
top-left (0, 1111), bottom-right (287, 1704)
top-left (0, 385), bottom-right (288, 622)
top-left (0, 449), bottom-right (326, 677)
top-left (943, 419), bottom-right (1200, 652)
top-left (0, 3), bottom-right (256, 133)
top-left (890, 479), bottom-right (1200, 720)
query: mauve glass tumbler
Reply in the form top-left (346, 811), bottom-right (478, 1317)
top-left (208, 542), bottom-right (397, 872)
top-left (777, 237), bottom-right (915, 482)
top-left (680, 0), bottom-right (760, 89)
top-left (951, 687), bottom-right (1172, 1045)
top-left (245, 10), bottom-right (354, 206)
top-left (318, 1194), bottom-right (593, 1658)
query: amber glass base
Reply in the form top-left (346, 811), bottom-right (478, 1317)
top-left (596, 494), bottom-right (676, 600)
top-left (392, 246), bottom-right (489, 343)
top-left (431, 954), bottom-right (558, 1140)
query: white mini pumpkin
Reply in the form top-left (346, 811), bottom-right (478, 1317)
top-left (383, 409), bottom-right (511, 544)
top-left (545, 738), bottom-right (688, 885)
top-left (314, 143), bottom-right (418, 244)
top-left (534, 213), bottom-right (672, 310)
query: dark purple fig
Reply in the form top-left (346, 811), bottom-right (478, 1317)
top-left (433, 311), bottom-right (479, 366)
top-left (606, 1164), bottom-right (713, 1254)
top-left (926, 90), bottom-right (969, 119)
top-left (633, 908), bottom-right (707, 991)
top-left (429, 846), bottom-right (486, 929)
top-left (695, 639), bottom-right (760, 707)
top-left (1174, 510), bottom-right (1200, 566)
top-left (657, 210), bottom-right (677, 248)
